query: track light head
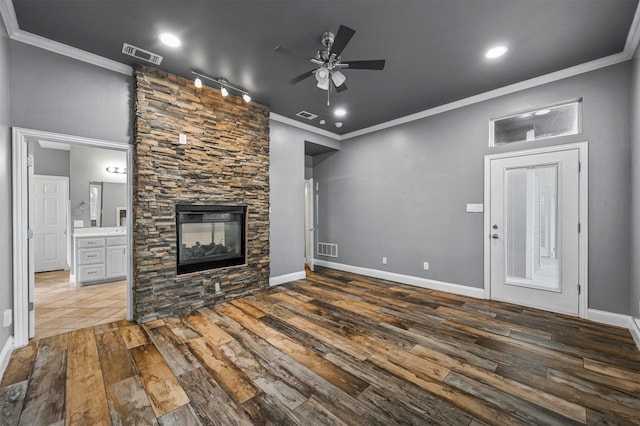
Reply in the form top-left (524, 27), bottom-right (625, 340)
top-left (220, 86), bottom-right (229, 97)
top-left (242, 93), bottom-right (251, 103)
top-left (194, 77), bottom-right (202, 88)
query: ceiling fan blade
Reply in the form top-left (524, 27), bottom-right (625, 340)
top-left (335, 81), bottom-right (348, 93)
top-left (288, 69), bottom-right (316, 84)
top-left (342, 60), bottom-right (386, 70)
top-left (330, 25), bottom-right (355, 57)
top-left (275, 45), bottom-right (311, 61)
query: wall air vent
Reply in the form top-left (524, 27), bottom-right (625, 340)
top-left (296, 111), bottom-right (318, 120)
top-left (317, 242), bottom-right (338, 258)
top-left (122, 43), bottom-right (163, 65)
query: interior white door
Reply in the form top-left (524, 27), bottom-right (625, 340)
top-left (489, 149), bottom-right (580, 315)
top-left (304, 179), bottom-right (315, 271)
top-left (34, 175), bottom-right (69, 272)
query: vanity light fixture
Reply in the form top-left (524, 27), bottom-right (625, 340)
top-left (106, 166), bottom-right (126, 174)
top-left (191, 71), bottom-right (252, 103)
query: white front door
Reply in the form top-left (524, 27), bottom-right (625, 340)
top-left (34, 175), bottom-right (69, 272)
top-left (488, 149), bottom-right (580, 315)
top-left (304, 179), bottom-right (315, 271)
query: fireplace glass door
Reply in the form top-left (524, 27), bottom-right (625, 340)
top-left (176, 205), bottom-right (246, 274)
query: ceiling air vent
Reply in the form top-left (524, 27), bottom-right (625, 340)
top-left (296, 111), bottom-right (318, 120)
top-left (122, 43), bottom-right (163, 65)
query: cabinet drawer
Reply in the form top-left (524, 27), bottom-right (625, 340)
top-left (78, 248), bottom-right (105, 265)
top-left (77, 238), bottom-right (105, 248)
top-left (79, 264), bottom-right (105, 282)
top-left (106, 236), bottom-right (127, 246)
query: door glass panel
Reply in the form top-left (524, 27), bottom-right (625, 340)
top-left (505, 165), bottom-right (558, 290)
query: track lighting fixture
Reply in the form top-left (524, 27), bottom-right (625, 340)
top-left (191, 71), bottom-right (251, 103)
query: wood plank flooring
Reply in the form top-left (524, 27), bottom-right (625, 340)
top-left (2, 267), bottom-right (639, 425)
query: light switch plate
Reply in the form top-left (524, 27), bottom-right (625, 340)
top-left (466, 203), bottom-right (484, 213)
top-left (74, 220), bottom-right (84, 228)
top-left (3, 309), bottom-right (12, 327)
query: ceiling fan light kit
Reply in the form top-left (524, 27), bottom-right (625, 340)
top-left (276, 24), bottom-right (386, 105)
top-left (191, 71), bottom-right (251, 103)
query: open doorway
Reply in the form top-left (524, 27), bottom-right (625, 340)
top-left (13, 128), bottom-right (133, 347)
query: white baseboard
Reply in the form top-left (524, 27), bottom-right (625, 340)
top-left (0, 335), bottom-right (15, 383)
top-left (314, 260), bottom-right (485, 299)
top-left (630, 318), bottom-right (640, 351)
top-left (269, 271), bottom-right (306, 287)
top-left (586, 309), bottom-right (632, 328)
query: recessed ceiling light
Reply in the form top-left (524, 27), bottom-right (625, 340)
top-left (159, 32), bottom-right (181, 48)
top-left (334, 108), bottom-right (347, 117)
top-left (335, 122), bottom-right (343, 128)
top-left (485, 45), bottom-right (508, 59)
top-left (519, 113), bottom-right (532, 118)
top-left (319, 120), bottom-right (326, 125)
top-left (534, 109), bottom-right (551, 116)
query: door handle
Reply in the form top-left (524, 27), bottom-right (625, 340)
top-left (491, 234), bottom-right (499, 239)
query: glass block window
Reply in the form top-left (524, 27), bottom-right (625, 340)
top-left (490, 100), bottom-right (581, 146)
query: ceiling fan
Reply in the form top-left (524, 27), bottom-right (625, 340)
top-left (275, 25), bottom-right (386, 105)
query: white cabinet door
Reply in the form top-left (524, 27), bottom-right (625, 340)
top-left (106, 246), bottom-right (127, 278)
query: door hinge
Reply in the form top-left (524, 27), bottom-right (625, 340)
top-left (26, 156), bottom-right (34, 168)
top-left (578, 284), bottom-right (581, 295)
top-left (578, 162), bottom-right (581, 173)
top-left (27, 228), bottom-right (34, 239)
top-left (578, 222), bottom-right (581, 233)
top-left (28, 302), bottom-right (34, 311)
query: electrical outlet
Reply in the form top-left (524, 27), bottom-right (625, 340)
top-left (382, 257), bottom-right (387, 265)
top-left (3, 309), bottom-right (12, 327)
top-left (423, 262), bottom-right (430, 270)
top-left (214, 282), bottom-right (221, 293)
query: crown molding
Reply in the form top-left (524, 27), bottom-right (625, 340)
top-left (624, 1), bottom-right (640, 56)
top-left (0, 0), bottom-right (132, 75)
top-left (12, 29), bottom-right (132, 75)
top-left (0, 0), bottom-right (18, 36)
top-left (2, 0), bottom-right (639, 138)
top-left (341, 51), bottom-right (631, 140)
top-left (270, 112), bottom-right (341, 140)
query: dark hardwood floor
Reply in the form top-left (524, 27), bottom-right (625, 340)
top-left (1, 267), bottom-right (639, 425)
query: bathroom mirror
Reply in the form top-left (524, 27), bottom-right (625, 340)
top-left (89, 182), bottom-right (103, 227)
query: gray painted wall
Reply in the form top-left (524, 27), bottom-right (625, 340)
top-left (31, 143), bottom-right (70, 177)
top-left (314, 62), bottom-right (632, 315)
top-left (269, 121), bottom-right (339, 278)
top-left (304, 155), bottom-right (313, 179)
top-left (9, 41), bottom-right (133, 144)
top-left (0, 16), bottom-right (12, 352)
top-left (631, 49), bottom-right (640, 321)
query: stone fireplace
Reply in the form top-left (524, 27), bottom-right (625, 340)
top-left (133, 66), bottom-right (270, 322)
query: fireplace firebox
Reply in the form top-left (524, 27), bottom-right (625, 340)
top-left (176, 205), bottom-right (247, 274)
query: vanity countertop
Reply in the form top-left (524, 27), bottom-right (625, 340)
top-left (73, 227), bottom-right (127, 238)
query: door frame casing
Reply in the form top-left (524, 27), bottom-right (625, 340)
top-left (483, 142), bottom-right (588, 318)
top-left (12, 127), bottom-right (134, 348)
top-left (304, 178), bottom-right (315, 271)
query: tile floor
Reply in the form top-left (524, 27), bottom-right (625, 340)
top-left (34, 270), bottom-right (126, 339)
